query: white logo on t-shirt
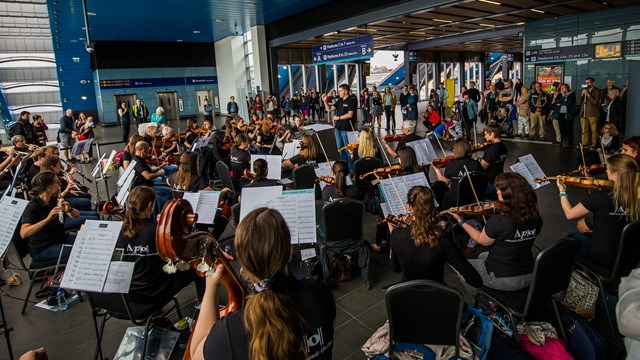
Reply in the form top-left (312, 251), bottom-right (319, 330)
top-left (507, 228), bottom-right (537, 242)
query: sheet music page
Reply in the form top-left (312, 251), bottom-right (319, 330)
top-left (406, 138), bottom-right (437, 165)
top-left (519, 154), bottom-right (549, 187)
top-left (193, 191), bottom-right (221, 224)
top-left (251, 155), bottom-right (282, 180)
top-left (193, 136), bottom-right (211, 151)
top-left (0, 198), bottom-right (29, 259)
top-left (380, 202), bottom-right (392, 218)
top-left (60, 220), bottom-right (123, 293)
top-left (347, 131), bottom-right (359, 145)
top-left (285, 189), bottom-right (316, 244)
top-left (239, 186), bottom-right (283, 222)
top-left (117, 159), bottom-right (137, 187)
top-left (510, 162), bottom-right (540, 190)
top-left (92, 153), bottom-right (106, 177)
top-left (115, 170), bottom-right (136, 205)
top-left (401, 172), bottom-right (430, 189)
top-left (378, 178), bottom-right (409, 215)
top-left (102, 261), bottom-right (135, 293)
top-left (266, 195), bottom-right (299, 243)
top-left (103, 150), bottom-right (117, 175)
top-left (282, 140), bottom-right (301, 160)
top-left (305, 124), bottom-right (334, 132)
top-left (300, 248), bottom-right (317, 261)
top-left (181, 192), bottom-right (201, 211)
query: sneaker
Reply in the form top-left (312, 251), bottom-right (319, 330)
top-left (552, 140), bottom-right (560, 145)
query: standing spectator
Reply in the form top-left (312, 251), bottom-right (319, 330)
top-left (528, 82), bottom-right (550, 141)
top-left (495, 78), bottom-right (505, 91)
top-left (467, 81), bottom-right (481, 106)
top-left (349, 88), bottom-right (359, 129)
top-left (118, 102), bottom-right (131, 142)
top-left (498, 80), bottom-right (514, 108)
top-left (203, 98), bottom-right (213, 120)
top-left (372, 90), bottom-right (383, 128)
top-left (514, 79), bottom-right (523, 100)
top-left (605, 88), bottom-right (625, 131)
top-left (151, 106), bottom-right (166, 125)
top-left (406, 87), bottom-right (419, 121)
top-left (281, 96), bottom-right (291, 124)
top-left (399, 85), bottom-right (409, 120)
top-left (132, 98), bottom-right (149, 126)
top-left (58, 109), bottom-right (75, 161)
top-left (309, 93), bottom-right (320, 122)
top-left (254, 95), bottom-right (264, 119)
top-left (31, 114), bottom-right (48, 147)
top-left (429, 89), bottom-right (439, 110)
top-left (482, 80), bottom-right (494, 124)
top-left (549, 84), bottom-right (562, 145)
top-left (265, 95), bottom-right (278, 117)
top-left (299, 96), bottom-right (309, 121)
top-left (359, 89), bottom-right (370, 125)
top-left (382, 86), bottom-right (397, 132)
top-left (290, 95), bottom-right (300, 118)
top-left (458, 86), bottom-right (468, 103)
top-left (461, 91), bottom-right (478, 138)
top-left (515, 86), bottom-right (530, 138)
top-left (226, 96), bottom-right (238, 118)
top-left (579, 77), bottom-right (603, 148)
top-left (12, 111), bottom-right (34, 144)
top-left (437, 82), bottom-right (448, 118)
top-left (553, 84), bottom-right (577, 149)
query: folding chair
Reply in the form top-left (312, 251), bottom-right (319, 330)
top-left (292, 164), bottom-right (316, 190)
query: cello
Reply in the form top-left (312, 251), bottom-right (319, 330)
top-left (156, 199), bottom-right (246, 359)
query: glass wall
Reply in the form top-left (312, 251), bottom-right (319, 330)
top-left (275, 62), bottom-right (361, 98)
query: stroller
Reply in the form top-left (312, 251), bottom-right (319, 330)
top-left (490, 103), bottom-right (516, 137)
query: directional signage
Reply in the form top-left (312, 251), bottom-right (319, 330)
top-left (312, 34), bottom-right (373, 65)
top-left (524, 44), bottom-right (593, 63)
top-left (408, 51), bottom-right (418, 62)
top-left (624, 39), bottom-right (640, 56)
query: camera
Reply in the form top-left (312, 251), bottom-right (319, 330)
top-left (85, 43), bottom-right (95, 53)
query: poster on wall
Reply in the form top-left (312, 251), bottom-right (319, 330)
top-left (536, 65), bottom-right (563, 94)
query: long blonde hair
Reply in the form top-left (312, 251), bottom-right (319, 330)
top-left (357, 129), bottom-right (376, 159)
top-left (123, 186), bottom-right (155, 238)
top-left (236, 208), bottom-right (307, 360)
top-left (407, 186), bottom-right (441, 247)
top-left (299, 134), bottom-right (317, 161)
top-left (609, 154), bottom-right (640, 221)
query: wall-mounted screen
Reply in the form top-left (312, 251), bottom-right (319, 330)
top-left (594, 43), bottom-right (622, 59)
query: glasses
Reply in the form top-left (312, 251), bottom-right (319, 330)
top-left (603, 127), bottom-right (611, 130)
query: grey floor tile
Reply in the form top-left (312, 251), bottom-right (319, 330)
top-left (355, 300), bottom-right (387, 332)
top-left (332, 319), bottom-right (373, 360)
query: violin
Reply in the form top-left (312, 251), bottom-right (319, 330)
top-left (337, 142), bottom-right (359, 152)
top-left (156, 199), bottom-right (245, 358)
top-left (470, 141), bottom-right (492, 153)
top-left (440, 201), bottom-right (502, 217)
top-left (358, 164), bottom-right (403, 179)
top-left (575, 164), bottom-right (607, 176)
top-left (242, 169), bottom-right (256, 180)
top-left (315, 175), bottom-right (335, 185)
top-left (377, 213), bottom-right (414, 228)
top-left (420, 155), bottom-right (455, 169)
top-left (383, 134), bottom-right (406, 142)
top-left (534, 176), bottom-right (614, 191)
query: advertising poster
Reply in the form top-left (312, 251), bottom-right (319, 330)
top-left (536, 65), bottom-right (563, 94)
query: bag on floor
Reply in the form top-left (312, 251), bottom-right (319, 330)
top-left (487, 333), bottom-right (535, 360)
top-left (328, 251), bottom-right (353, 282)
top-left (557, 270), bottom-right (599, 320)
top-left (461, 306), bottom-right (494, 360)
top-left (559, 306), bottom-right (608, 360)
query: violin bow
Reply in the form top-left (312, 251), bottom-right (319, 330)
top-left (433, 133), bottom-right (447, 157)
top-left (463, 164), bottom-right (487, 224)
top-left (313, 131), bottom-right (329, 165)
top-left (600, 137), bottom-right (607, 165)
top-left (579, 143), bottom-right (588, 178)
top-left (375, 136), bottom-right (407, 214)
top-left (473, 122), bottom-right (478, 146)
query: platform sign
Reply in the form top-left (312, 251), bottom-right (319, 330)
top-left (312, 34), bottom-right (373, 65)
top-left (624, 39), bottom-right (640, 56)
top-left (524, 44), bottom-right (593, 63)
top-left (408, 51), bottom-right (418, 62)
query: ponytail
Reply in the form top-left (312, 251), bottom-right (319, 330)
top-left (123, 187), bottom-right (156, 238)
top-left (253, 158), bottom-right (268, 181)
top-left (29, 171), bottom-right (57, 199)
top-left (332, 161), bottom-right (349, 198)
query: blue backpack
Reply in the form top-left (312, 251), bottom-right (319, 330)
top-left (461, 306), bottom-right (494, 360)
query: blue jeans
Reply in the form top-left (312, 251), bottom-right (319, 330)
top-left (32, 234), bottom-right (76, 261)
top-left (64, 211), bottom-right (100, 231)
top-left (65, 195), bottom-right (92, 211)
top-left (335, 129), bottom-right (354, 170)
top-left (152, 186), bottom-right (172, 214)
top-left (568, 231), bottom-right (608, 266)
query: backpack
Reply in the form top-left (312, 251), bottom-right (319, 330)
top-left (6, 121), bottom-right (20, 138)
top-left (559, 306), bottom-right (608, 360)
top-left (461, 306), bottom-right (494, 360)
top-left (115, 151), bottom-right (124, 168)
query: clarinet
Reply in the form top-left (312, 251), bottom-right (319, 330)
top-left (57, 191), bottom-right (65, 224)
top-left (62, 169), bottom-right (82, 191)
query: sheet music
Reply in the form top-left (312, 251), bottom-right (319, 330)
top-left (102, 261), bottom-right (135, 293)
top-left (0, 198), bottom-right (29, 259)
top-left (380, 202), bottom-right (392, 218)
top-left (239, 186), bottom-right (283, 222)
top-left (510, 163), bottom-right (542, 190)
top-left (92, 153), bottom-right (106, 177)
top-left (60, 220), bottom-right (123, 293)
top-left (286, 189), bottom-right (317, 244)
top-left (103, 150), bottom-right (117, 175)
top-left (519, 154), bottom-right (548, 188)
top-left (195, 191), bottom-right (221, 224)
top-left (347, 131), bottom-right (359, 145)
top-left (117, 159), bottom-right (137, 187)
top-left (300, 248), bottom-right (317, 261)
top-left (406, 138), bottom-right (437, 165)
top-left (267, 195), bottom-right (299, 244)
top-left (378, 173), bottom-right (431, 215)
top-left (115, 170), bottom-right (136, 205)
top-left (305, 123), bottom-right (334, 132)
top-left (251, 155), bottom-right (282, 180)
top-left (282, 140), bottom-right (301, 160)
top-left (193, 136), bottom-right (211, 151)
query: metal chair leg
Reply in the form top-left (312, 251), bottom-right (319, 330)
top-left (551, 300), bottom-right (568, 344)
top-left (142, 317), bottom-right (153, 360)
top-left (596, 277), bottom-right (617, 337)
top-left (21, 276), bottom-right (38, 315)
top-left (0, 297), bottom-right (13, 360)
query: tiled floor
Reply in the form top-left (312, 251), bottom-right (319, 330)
top-left (0, 107), bottom-right (625, 359)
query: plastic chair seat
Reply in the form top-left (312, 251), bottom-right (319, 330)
top-left (481, 286), bottom-right (529, 314)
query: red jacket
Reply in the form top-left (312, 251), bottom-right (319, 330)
top-left (423, 111), bottom-right (441, 126)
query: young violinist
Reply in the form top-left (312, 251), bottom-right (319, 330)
top-left (167, 152), bottom-right (212, 192)
top-left (620, 136), bottom-right (640, 163)
top-left (230, 133), bottom-right (251, 192)
top-left (383, 120), bottom-right (422, 158)
top-left (190, 207), bottom-right (336, 360)
top-left (479, 124), bottom-right (508, 196)
top-left (350, 128), bottom-right (382, 162)
top-left (431, 139), bottom-right (483, 209)
top-left (130, 141), bottom-right (173, 211)
top-left (321, 160), bottom-right (357, 202)
top-left (116, 186), bottom-right (204, 304)
top-left (244, 158), bottom-right (281, 188)
top-left (256, 119), bottom-right (275, 154)
top-left (184, 118), bottom-right (200, 149)
top-left (282, 134), bottom-right (324, 168)
top-left (396, 147), bottom-right (421, 176)
top-left (390, 186), bottom-right (482, 288)
top-left (452, 172), bottom-right (542, 292)
top-left (556, 154), bottom-right (640, 267)
top-left (121, 135), bottom-right (143, 170)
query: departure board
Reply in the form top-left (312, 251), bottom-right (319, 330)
top-left (594, 43), bottom-right (622, 59)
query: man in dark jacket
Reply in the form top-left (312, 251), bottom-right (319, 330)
top-left (605, 88), bottom-right (625, 132)
top-left (12, 111), bottom-right (35, 144)
top-left (399, 85), bottom-right (409, 120)
top-left (528, 82), bottom-right (550, 141)
top-left (58, 109), bottom-right (75, 161)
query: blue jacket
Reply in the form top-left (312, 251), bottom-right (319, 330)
top-left (465, 99), bottom-right (478, 120)
top-left (227, 102), bottom-right (238, 114)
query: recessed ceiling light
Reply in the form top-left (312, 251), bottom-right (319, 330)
top-left (247, 2), bottom-right (256, 6)
top-left (81, 96), bottom-right (87, 100)
top-left (479, 0), bottom-right (501, 5)
top-left (177, 39), bottom-right (183, 42)
top-left (193, 30), bottom-right (200, 34)
top-left (516, 22), bottom-right (525, 25)
top-left (433, 19), bottom-right (453, 23)
top-left (531, 9), bottom-right (545, 13)
top-left (410, 31), bottom-right (426, 35)
top-left (216, 19), bottom-right (224, 23)
top-left (86, 12), bottom-right (97, 16)
top-left (325, 32), bottom-right (337, 36)
top-left (479, 23), bottom-right (496, 27)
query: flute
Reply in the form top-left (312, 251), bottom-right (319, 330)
top-left (57, 191), bottom-right (65, 224)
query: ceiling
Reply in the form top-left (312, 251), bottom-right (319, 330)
top-left (283, 0), bottom-right (638, 53)
top-left (83, 0), bottom-right (331, 42)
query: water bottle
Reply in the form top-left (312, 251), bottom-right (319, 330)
top-left (57, 288), bottom-right (68, 311)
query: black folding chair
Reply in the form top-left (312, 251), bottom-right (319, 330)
top-left (576, 220), bottom-right (640, 336)
top-left (88, 293), bottom-right (183, 360)
top-left (456, 171), bottom-right (488, 206)
top-left (292, 164), bottom-right (316, 190)
top-left (354, 157), bottom-right (382, 188)
top-left (215, 161), bottom-right (235, 194)
top-left (386, 280), bottom-right (464, 358)
top-left (480, 238), bottom-right (580, 344)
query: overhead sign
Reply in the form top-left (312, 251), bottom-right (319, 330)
top-left (99, 76), bottom-right (217, 89)
top-left (624, 39), bottom-right (640, 56)
top-left (595, 42), bottom-right (622, 59)
top-left (408, 51), bottom-right (418, 62)
top-left (312, 34), bottom-right (373, 65)
top-left (524, 44), bottom-right (593, 63)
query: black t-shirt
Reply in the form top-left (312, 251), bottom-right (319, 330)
top-left (396, 133), bottom-right (423, 151)
top-left (258, 131), bottom-right (275, 145)
top-left (121, 150), bottom-right (133, 167)
top-left (203, 276), bottom-right (336, 360)
top-left (132, 155), bottom-right (154, 188)
top-left (481, 141), bottom-right (508, 184)
top-left (142, 134), bottom-right (154, 146)
top-left (467, 88), bottom-right (481, 104)
top-left (391, 226), bottom-right (482, 287)
top-left (334, 96), bottom-right (356, 131)
top-left (167, 173), bottom-right (210, 193)
top-left (321, 184), bottom-right (357, 202)
top-left (290, 153), bottom-right (326, 168)
top-left (27, 164), bottom-right (40, 185)
top-left (443, 157), bottom-right (483, 201)
top-left (230, 148), bottom-right (250, 181)
top-left (22, 196), bottom-right (66, 256)
top-left (244, 178), bottom-right (281, 188)
top-left (580, 191), bottom-right (629, 266)
top-left (484, 214), bottom-right (543, 277)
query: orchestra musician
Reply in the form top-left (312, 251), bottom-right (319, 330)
top-left (230, 133), bottom-right (252, 192)
top-left (452, 172), bottom-right (542, 293)
top-left (130, 141), bottom-right (172, 212)
top-left (20, 171), bottom-right (79, 261)
top-left (620, 136), bottom-right (640, 163)
top-left (143, 123), bottom-right (178, 176)
top-left (389, 186), bottom-right (482, 288)
top-left (282, 134), bottom-right (324, 168)
top-left (0, 147), bottom-right (22, 192)
top-left (12, 135), bottom-right (37, 154)
top-left (26, 146), bottom-right (58, 186)
top-left (324, 84), bottom-right (356, 170)
top-left (431, 139), bottom-right (483, 209)
top-left (256, 119), bottom-right (275, 154)
top-left (116, 186), bottom-right (205, 303)
top-left (321, 160), bottom-right (357, 202)
top-left (349, 128), bottom-right (382, 163)
top-left (184, 118), bottom-right (200, 149)
top-left (283, 115), bottom-right (305, 143)
top-left (121, 135), bottom-right (143, 170)
top-left (556, 154), bottom-right (640, 267)
top-left (244, 158), bottom-right (281, 188)
top-left (382, 120), bottom-right (422, 159)
top-left (189, 207), bottom-right (336, 360)
top-left (479, 124), bottom-right (508, 198)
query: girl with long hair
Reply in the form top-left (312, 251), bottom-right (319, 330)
top-left (557, 153), bottom-right (640, 267)
top-left (191, 208), bottom-right (335, 360)
top-left (230, 133), bottom-right (251, 191)
top-left (350, 128), bottom-right (381, 162)
top-left (321, 160), bottom-right (356, 202)
top-left (453, 172), bottom-right (543, 292)
top-left (282, 134), bottom-right (323, 168)
top-left (620, 136), bottom-right (640, 162)
top-left (122, 134), bottom-right (143, 170)
top-left (431, 139), bottom-right (483, 209)
top-left (390, 186), bottom-right (482, 286)
top-left (256, 120), bottom-right (274, 154)
top-left (167, 152), bottom-right (212, 192)
top-left (245, 158), bottom-right (280, 188)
